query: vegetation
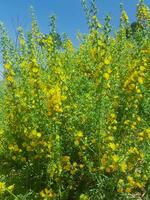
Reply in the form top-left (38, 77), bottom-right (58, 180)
top-left (0, 0), bottom-right (150, 199)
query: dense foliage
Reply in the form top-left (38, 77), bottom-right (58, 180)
top-left (0, 0), bottom-right (150, 199)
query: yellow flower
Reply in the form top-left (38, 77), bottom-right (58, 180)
top-left (104, 56), bottom-right (112, 65)
top-left (108, 143), bottom-right (117, 150)
top-left (140, 66), bottom-right (145, 71)
top-left (92, 15), bottom-right (97, 20)
top-left (137, 116), bottom-right (141, 122)
top-left (146, 128), bottom-right (150, 134)
top-left (127, 176), bottom-right (135, 186)
top-left (64, 164), bottom-right (71, 171)
top-left (139, 152), bottom-right (144, 158)
top-left (4, 63), bottom-right (11, 70)
top-left (138, 77), bottom-right (144, 84)
top-left (79, 194), bottom-right (90, 200)
top-left (31, 58), bottom-right (37, 64)
top-left (124, 120), bottom-right (129, 125)
top-left (0, 182), bottom-right (5, 194)
top-left (7, 184), bottom-right (15, 191)
top-left (107, 136), bottom-right (114, 141)
top-left (40, 188), bottom-right (55, 198)
top-left (40, 190), bottom-right (45, 198)
top-left (112, 154), bottom-right (119, 162)
top-left (122, 10), bottom-right (129, 22)
top-left (79, 164), bottom-right (84, 169)
top-left (136, 182), bottom-right (144, 189)
top-left (76, 131), bottom-right (84, 138)
top-left (107, 68), bottom-right (112, 74)
top-left (117, 188), bottom-right (123, 193)
top-left (103, 73), bottom-right (110, 80)
top-left (62, 156), bottom-right (70, 162)
top-left (110, 164), bottom-right (118, 171)
top-left (118, 179), bottom-right (124, 185)
top-left (120, 161), bottom-right (127, 173)
top-left (113, 126), bottom-right (117, 130)
top-left (37, 132), bottom-right (41, 138)
top-left (19, 38), bottom-right (25, 46)
top-left (97, 22), bottom-right (102, 28)
top-left (32, 67), bottom-right (39, 73)
top-left (131, 124), bottom-right (135, 129)
top-left (110, 113), bottom-right (116, 119)
top-left (143, 175), bottom-right (148, 181)
top-left (6, 75), bottom-right (14, 83)
top-left (138, 132), bottom-right (144, 137)
top-left (125, 188), bottom-right (131, 193)
top-left (137, 4), bottom-right (150, 20)
top-left (136, 88), bottom-right (141, 93)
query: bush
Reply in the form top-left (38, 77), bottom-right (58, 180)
top-left (0, 0), bottom-right (150, 199)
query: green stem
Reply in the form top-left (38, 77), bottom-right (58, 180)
top-left (5, 188), bottom-right (19, 200)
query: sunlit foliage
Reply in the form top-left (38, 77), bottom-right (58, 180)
top-left (0, 0), bottom-right (150, 199)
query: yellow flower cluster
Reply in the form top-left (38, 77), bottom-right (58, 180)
top-left (0, 182), bottom-right (14, 195)
top-left (0, 1), bottom-right (149, 199)
top-left (4, 62), bottom-right (15, 84)
top-left (137, 3), bottom-right (150, 21)
top-left (40, 188), bottom-right (55, 199)
top-left (0, 182), bottom-right (5, 194)
top-left (47, 85), bottom-right (67, 115)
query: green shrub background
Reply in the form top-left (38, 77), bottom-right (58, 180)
top-left (0, 0), bottom-right (150, 199)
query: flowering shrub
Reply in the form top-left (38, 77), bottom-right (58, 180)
top-left (0, 0), bottom-right (150, 199)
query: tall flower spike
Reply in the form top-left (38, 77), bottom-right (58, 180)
top-left (103, 15), bottom-right (111, 42)
top-left (136, 0), bottom-right (150, 26)
top-left (120, 3), bottom-right (129, 27)
top-left (30, 6), bottom-right (40, 38)
top-left (0, 22), bottom-right (11, 64)
top-left (90, 0), bottom-right (98, 17)
top-left (0, 22), bottom-right (19, 77)
top-left (49, 15), bottom-right (62, 49)
top-left (82, 0), bottom-right (101, 32)
top-left (17, 26), bottom-right (28, 59)
top-left (18, 26), bottom-right (25, 48)
top-left (29, 6), bottom-right (41, 59)
top-left (82, 0), bottom-right (91, 29)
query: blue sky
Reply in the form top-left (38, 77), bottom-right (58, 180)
top-left (0, 0), bottom-right (149, 42)
top-left (0, 0), bottom-right (149, 71)
top-left (0, 0), bottom-right (149, 72)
